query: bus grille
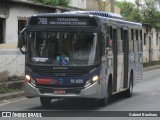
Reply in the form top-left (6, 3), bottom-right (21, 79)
top-left (32, 67), bottom-right (88, 77)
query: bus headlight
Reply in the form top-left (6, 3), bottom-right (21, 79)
top-left (25, 75), bottom-right (36, 85)
top-left (85, 75), bottom-right (99, 87)
top-left (25, 75), bottom-right (31, 81)
top-left (92, 75), bottom-right (99, 83)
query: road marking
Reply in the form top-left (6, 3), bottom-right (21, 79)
top-left (0, 97), bottom-right (28, 107)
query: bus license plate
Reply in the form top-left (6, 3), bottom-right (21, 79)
top-left (54, 90), bottom-right (66, 94)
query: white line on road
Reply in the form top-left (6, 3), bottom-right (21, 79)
top-left (0, 97), bottom-right (28, 107)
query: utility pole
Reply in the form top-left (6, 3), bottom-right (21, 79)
top-left (110, 0), bottom-right (115, 13)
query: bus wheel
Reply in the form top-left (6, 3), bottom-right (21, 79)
top-left (99, 83), bottom-right (112, 106)
top-left (40, 97), bottom-right (51, 107)
top-left (124, 73), bottom-right (133, 98)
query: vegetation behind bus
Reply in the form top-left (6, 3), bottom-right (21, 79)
top-left (115, 0), bottom-right (160, 30)
top-left (34, 0), bottom-right (69, 7)
top-left (143, 60), bottom-right (160, 67)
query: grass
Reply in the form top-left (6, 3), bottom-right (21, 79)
top-left (143, 60), bottom-right (160, 67)
top-left (0, 88), bottom-right (22, 94)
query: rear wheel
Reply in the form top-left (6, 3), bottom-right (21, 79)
top-left (40, 97), bottom-right (51, 107)
top-left (124, 73), bottom-right (133, 98)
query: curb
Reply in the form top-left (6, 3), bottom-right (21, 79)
top-left (143, 65), bottom-right (160, 72)
top-left (0, 80), bottom-right (25, 101)
top-left (0, 80), bottom-right (23, 89)
top-left (0, 91), bottom-right (25, 101)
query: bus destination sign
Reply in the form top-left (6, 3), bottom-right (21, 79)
top-left (30, 17), bottom-right (96, 26)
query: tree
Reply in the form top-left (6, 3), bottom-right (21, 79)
top-left (115, 0), bottom-right (160, 30)
top-left (141, 0), bottom-right (160, 30)
top-left (115, 1), bottom-right (142, 22)
top-left (34, 0), bottom-right (69, 7)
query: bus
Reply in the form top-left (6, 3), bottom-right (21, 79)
top-left (18, 11), bottom-right (143, 107)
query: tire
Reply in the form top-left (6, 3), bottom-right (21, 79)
top-left (124, 73), bottom-right (133, 98)
top-left (99, 83), bottom-right (112, 106)
top-left (40, 97), bottom-right (51, 107)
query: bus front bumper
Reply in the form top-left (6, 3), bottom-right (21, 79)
top-left (24, 82), bottom-right (101, 99)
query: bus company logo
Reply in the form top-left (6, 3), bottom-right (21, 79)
top-left (2, 112), bottom-right (11, 117)
top-left (59, 79), bottom-right (63, 84)
top-left (51, 79), bottom-right (63, 85)
top-left (51, 79), bottom-right (58, 85)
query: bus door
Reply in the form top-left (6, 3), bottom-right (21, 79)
top-left (123, 29), bottom-right (129, 89)
top-left (114, 28), bottom-right (128, 92)
top-left (112, 28), bottom-right (118, 92)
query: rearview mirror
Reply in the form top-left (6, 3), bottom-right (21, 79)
top-left (18, 28), bottom-right (27, 55)
top-left (18, 34), bottom-right (24, 48)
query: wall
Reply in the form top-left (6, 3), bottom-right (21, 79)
top-left (143, 24), bottom-right (160, 63)
top-left (99, 1), bottom-right (121, 14)
top-left (69, 0), bottom-right (87, 9)
top-left (0, 2), bottom-right (56, 77)
top-left (86, 0), bottom-right (99, 10)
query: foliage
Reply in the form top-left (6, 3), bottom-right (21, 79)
top-left (34, 0), bottom-right (69, 7)
top-left (0, 88), bottom-right (21, 94)
top-left (143, 60), bottom-right (160, 67)
top-left (115, 0), bottom-right (160, 30)
top-left (142, 0), bottom-right (160, 30)
top-left (115, 1), bottom-right (141, 22)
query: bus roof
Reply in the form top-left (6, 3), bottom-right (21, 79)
top-left (31, 13), bottom-right (93, 18)
top-left (28, 11), bottom-right (142, 28)
top-left (64, 10), bottom-right (124, 20)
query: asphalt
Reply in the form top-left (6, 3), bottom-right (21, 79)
top-left (0, 65), bottom-right (160, 102)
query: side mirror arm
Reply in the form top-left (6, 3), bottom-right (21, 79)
top-left (20, 48), bottom-right (27, 55)
top-left (18, 28), bottom-right (27, 55)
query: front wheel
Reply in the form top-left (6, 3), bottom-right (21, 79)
top-left (98, 83), bottom-right (112, 106)
top-left (40, 97), bottom-right (51, 107)
top-left (124, 73), bottom-right (133, 98)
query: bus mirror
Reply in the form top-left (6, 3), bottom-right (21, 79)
top-left (18, 28), bottom-right (26, 48)
top-left (18, 28), bottom-right (27, 55)
top-left (18, 35), bottom-right (24, 48)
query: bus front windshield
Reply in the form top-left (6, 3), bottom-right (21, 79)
top-left (28, 32), bottom-right (100, 66)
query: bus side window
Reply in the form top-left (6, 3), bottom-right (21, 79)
top-left (117, 27), bottom-right (123, 53)
top-left (129, 29), bottom-right (134, 52)
top-left (138, 30), bottom-right (143, 52)
top-left (102, 33), bottom-right (110, 55)
top-left (107, 26), bottom-right (112, 48)
top-left (140, 30), bottom-right (143, 52)
top-left (102, 25), bottom-right (113, 55)
top-left (102, 34), bottom-right (106, 55)
top-left (134, 29), bottom-right (138, 52)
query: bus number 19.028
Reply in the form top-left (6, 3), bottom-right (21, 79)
top-left (71, 79), bottom-right (83, 84)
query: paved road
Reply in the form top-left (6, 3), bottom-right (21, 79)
top-left (0, 69), bottom-right (160, 120)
